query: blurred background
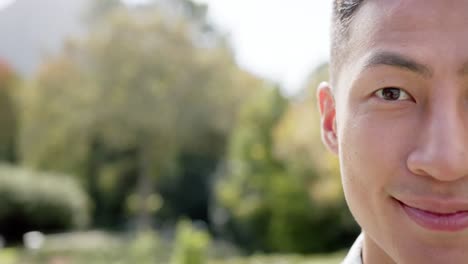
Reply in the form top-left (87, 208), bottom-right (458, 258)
top-left (0, 0), bottom-right (360, 263)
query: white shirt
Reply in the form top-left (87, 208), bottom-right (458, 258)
top-left (341, 233), bottom-right (364, 264)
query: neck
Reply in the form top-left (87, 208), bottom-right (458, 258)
top-left (363, 233), bottom-right (396, 264)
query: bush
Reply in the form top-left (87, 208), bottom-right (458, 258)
top-left (0, 164), bottom-right (89, 242)
top-left (171, 219), bottom-right (211, 264)
top-left (128, 231), bottom-right (162, 263)
top-left (213, 86), bottom-right (359, 253)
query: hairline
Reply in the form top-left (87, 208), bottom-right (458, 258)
top-left (330, 0), bottom-right (366, 89)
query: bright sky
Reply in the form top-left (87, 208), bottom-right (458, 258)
top-left (0, 0), bottom-right (14, 9)
top-left (194, 0), bottom-right (332, 95)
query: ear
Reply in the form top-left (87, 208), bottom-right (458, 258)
top-left (317, 82), bottom-right (338, 154)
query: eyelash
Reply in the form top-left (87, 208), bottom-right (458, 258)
top-left (374, 87), bottom-right (413, 101)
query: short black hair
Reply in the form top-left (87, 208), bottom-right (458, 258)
top-left (330, 0), bottom-right (365, 86)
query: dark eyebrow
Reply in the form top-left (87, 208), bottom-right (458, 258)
top-left (363, 51), bottom-right (433, 78)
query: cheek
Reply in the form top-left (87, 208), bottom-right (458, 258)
top-left (339, 113), bottom-right (405, 185)
top-left (337, 111), bottom-right (415, 225)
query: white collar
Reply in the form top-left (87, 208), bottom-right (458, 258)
top-left (341, 233), bottom-right (364, 264)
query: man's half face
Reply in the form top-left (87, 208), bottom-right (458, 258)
top-left (319, 0), bottom-right (468, 263)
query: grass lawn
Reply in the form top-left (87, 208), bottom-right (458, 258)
top-left (0, 248), bottom-right (345, 264)
top-left (209, 251), bottom-right (346, 264)
top-left (0, 248), bottom-right (19, 264)
top-left (0, 231), bottom-right (347, 264)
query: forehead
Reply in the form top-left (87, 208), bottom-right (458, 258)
top-left (336, 0), bottom-right (468, 90)
top-left (353, 0), bottom-right (468, 34)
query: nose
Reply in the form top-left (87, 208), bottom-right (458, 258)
top-left (407, 102), bottom-right (468, 182)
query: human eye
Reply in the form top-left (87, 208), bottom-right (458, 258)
top-left (374, 87), bottom-right (412, 101)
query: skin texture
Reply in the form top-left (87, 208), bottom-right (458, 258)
top-left (318, 0), bottom-right (468, 263)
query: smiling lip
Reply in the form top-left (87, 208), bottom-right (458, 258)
top-left (396, 198), bottom-right (468, 232)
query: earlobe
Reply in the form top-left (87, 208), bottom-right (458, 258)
top-left (317, 82), bottom-right (338, 154)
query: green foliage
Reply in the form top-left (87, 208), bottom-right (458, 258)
top-left (4, 230), bottom-right (345, 264)
top-left (19, 2), bottom-right (261, 229)
top-left (214, 66), bottom-right (359, 253)
top-left (0, 61), bottom-right (18, 163)
top-left (273, 63), bottom-right (359, 246)
top-left (214, 86), bottom-right (293, 252)
top-left (209, 252), bottom-right (345, 264)
top-left (0, 248), bottom-right (18, 264)
top-left (128, 231), bottom-right (162, 263)
top-left (0, 164), bottom-right (89, 242)
top-left (274, 63), bottom-right (340, 189)
top-left (9, 0), bottom-right (359, 256)
top-left (171, 219), bottom-right (211, 264)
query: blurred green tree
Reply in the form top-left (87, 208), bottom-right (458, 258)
top-left (213, 86), bottom-right (290, 251)
top-left (170, 219), bottom-right (211, 264)
top-left (213, 64), bottom-right (359, 253)
top-left (272, 63), bottom-right (360, 252)
top-left (19, 3), bottom-right (261, 231)
top-left (0, 60), bottom-right (19, 163)
top-left (273, 63), bottom-right (341, 204)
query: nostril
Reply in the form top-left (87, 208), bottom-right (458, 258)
top-left (407, 147), bottom-right (468, 182)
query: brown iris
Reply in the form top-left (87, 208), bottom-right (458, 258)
top-left (381, 87), bottom-right (401, 100)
